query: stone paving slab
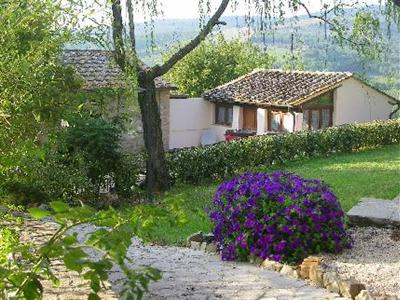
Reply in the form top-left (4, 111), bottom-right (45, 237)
top-left (347, 197), bottom-right (400, 227)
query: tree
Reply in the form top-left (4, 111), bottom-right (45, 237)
top-left (110, 0), bottom-right (231, 194)
top-left (0, 0), bottom-right (80, 153)
top-left (108, 0), bottom-right (400, 194)
top-left (164, 34), bottom-right (275, 97)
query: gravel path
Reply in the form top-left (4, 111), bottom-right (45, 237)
top-left (17, 221), bottom-right (343, 300)
top-left (322, 227), bottom-right (400, 298)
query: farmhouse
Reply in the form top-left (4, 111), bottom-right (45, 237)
top-left (204, 69), bottom-right (396, 132)
top-left (61, 50), bottom-right (396, 150)
top-left (169, 69), bottom-right (396, 149)
top-left (61, 49), bottom-right (176, 151)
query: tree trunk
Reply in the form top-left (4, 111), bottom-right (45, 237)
top-left (110, 0), bottom-right (230, 194)
top-left (138, 75), bottom-right (170, 193)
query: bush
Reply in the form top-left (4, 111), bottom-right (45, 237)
top-left (209, 172), bottom-right (352, 264)
top-left (114, 153), bottom-right (145, 200)
top-left (1, 181), bottom-right (49, 207)
top-left (0, 149), bottom-right (95, 207)
top-left (168, 120), bottom-right (400, 184)
top-left (49, 116), bottom-right (146, 205)
top-left (56, 116), bottom-right (123, 191)
top-left (0, 116), bottom-right (144, 208)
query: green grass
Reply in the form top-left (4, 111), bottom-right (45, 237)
top-left (144, 144), bottom-right (400, 246)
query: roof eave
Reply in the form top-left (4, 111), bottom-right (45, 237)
top-left (205, 98), bottom-right (295, 110)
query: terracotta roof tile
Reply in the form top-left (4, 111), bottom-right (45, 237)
top-left (61, 49), bottom-right (176, 90)
top-left (203, 69), bottom-right (352, 107)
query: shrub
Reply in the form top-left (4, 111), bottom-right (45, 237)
top-left (168, 120), bottom-right (400, 184)
top-left (1, 181), bottom-right (49, 207)
top-left (114, 153), bottom-right (145, 200)
top-left (0, 149), bottom-right (95, 207)
top-left (208, 172), bottom-right (352, 264)
top-left (56, 116), bottom-right (123, 191)
top-left (1, 117), bottom-right (144, 208)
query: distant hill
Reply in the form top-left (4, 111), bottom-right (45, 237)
top-left (67, 8), bottom-right (399, 98)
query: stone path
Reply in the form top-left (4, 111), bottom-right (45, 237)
top-left (18, 221), bottom-right (344, 300)
top-left (107, 237), bottom-right (344, 300)
top-left (347, 195), bottom-right (400, 227)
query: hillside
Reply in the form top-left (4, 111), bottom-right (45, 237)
top-left (68, 10), bottom-right (400, 98)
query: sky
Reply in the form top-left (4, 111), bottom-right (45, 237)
top-left (137, 0), bottom-right (382, 21)
top-left (80, 0), bottom-right (382, 27)
top-left (156, 0), bottom-right (324, 19)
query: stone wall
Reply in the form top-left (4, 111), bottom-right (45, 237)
top-left (158, 90), bottom-right (171, 151)
top-left (119, 90), bottom-right (171, 153)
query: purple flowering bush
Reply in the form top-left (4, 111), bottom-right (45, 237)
top-left (209, 172), bottom-right (352, 264)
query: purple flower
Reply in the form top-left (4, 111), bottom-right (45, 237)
top-left (208, 172), bottom-right (350, 264)
top-left (244, 218), bottom-right (256, 228)
top-left (273, 240), bottom-right (287, 253)
top-left (271, 255), bottom-right (282, 262)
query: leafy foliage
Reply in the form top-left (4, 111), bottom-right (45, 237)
top-left (0, 145), bottom-right (95, 207)
top-left (56, 116), bottom-right (122, 191)
top-left (209, 172), bottom-right (351, 263)
top-left (167, 120), bottom-right (400, 184)
top-left (0, 0), bottom-right (81, 149)
top-left (164, 34), bottom-right (274, 97)
top-left (0, 196), bottom-right (187, 299)
top-left (0, 116), bottom-right (144, 208)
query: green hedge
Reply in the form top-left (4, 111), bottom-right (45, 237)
top-left (167, 120), bottom-right (400, 184)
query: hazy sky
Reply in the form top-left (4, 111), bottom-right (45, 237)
top-left (139, 0), bottom-right (381, 21)
top-left (156, 0), bottom-right (325, 19)
top-left (81, 0), bottom-right (382, 26)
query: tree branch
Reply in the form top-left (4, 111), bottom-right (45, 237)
top-left (111, 0), bottom-right (126, 71)
top-left (126, 0), bottom-right (136, 52)
top-left (151, 0), bottom-right (230, 78)
top-left (297, 1), bottom-right (366, 48)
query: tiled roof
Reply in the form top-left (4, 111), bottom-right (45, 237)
top-left (61, 49), bottom-right (176, 90)
top-left (203, 69), bottom-right (353, 108)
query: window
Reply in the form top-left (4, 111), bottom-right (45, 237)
top-left (268, 111), bottom-right (289, 132)
top-left (301, 91), bottom-right (333, 130)
top-left (271, 112), bottom-right (281, 131)
top-left (311, 110), bottom-right (320, 130)
top-left (302, 108), bottom-right (332, 130)
top-left (215, 104), bottom-right (233, 126)
top-left (321, 109), bottom-right (331, 128)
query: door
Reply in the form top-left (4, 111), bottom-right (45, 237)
top-left (243, 107), bottom-right (257, 130)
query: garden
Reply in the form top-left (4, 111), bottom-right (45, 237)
top-left (1, 0), bottom-right (400, 299)
top-left (1, 118), bottom-right (399, 299)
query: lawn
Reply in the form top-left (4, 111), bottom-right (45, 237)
top-left (146, 144), bottom-right (400, 246)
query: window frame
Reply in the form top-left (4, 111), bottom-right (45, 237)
top-left (215, 103), bottom-right (233, 126)
top-left (302, 106), bottom-right (333, 130)
top-left (267, 110), bottom-right (287, 132)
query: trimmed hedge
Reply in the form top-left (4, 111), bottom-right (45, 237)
top-left (167, 120), bottom-right (400, 184)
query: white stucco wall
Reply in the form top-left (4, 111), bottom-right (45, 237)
top-left (232, 105), bottom-right (241, 130)
top-left (169, 98), bottom-right (231, 149)
top-left (283, 113), bottom-right (295, 132)
top-left (257, 108), bottom-right (266, 135)
top-left (333, 78), bottom-right (394, 125)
